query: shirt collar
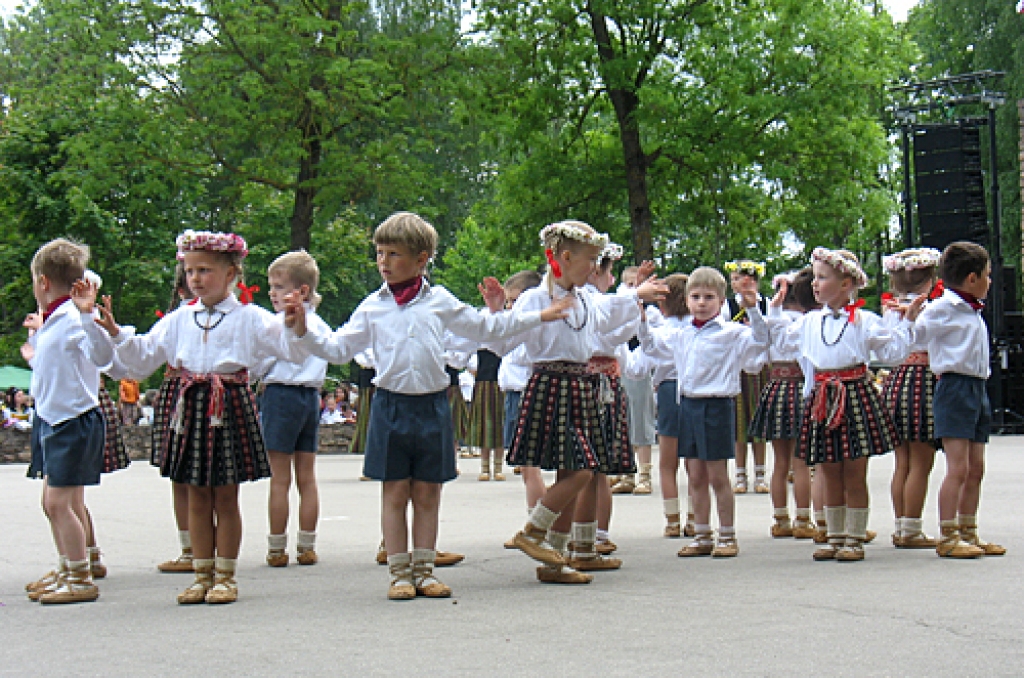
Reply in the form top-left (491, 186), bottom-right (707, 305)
top-left (193, 294), bottom-right (240, 314)
top-left (42, 296), bottom-right (73, 323)
top-left (378, 278), bottom-right (431, 299)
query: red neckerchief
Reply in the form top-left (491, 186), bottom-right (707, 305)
top-left (42, 295), bottom-right (71, 322)
top-left (843, 298), bottom-right (865, 322)
top-left (389, 276), bottom-right (423, 306)
top-left (692, 317), bottom-right (712, 329)
top-left (929, 280), bottom-right (945, 300)
top-left (950, 287), bottom-right (984, 312)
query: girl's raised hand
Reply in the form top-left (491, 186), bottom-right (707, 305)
top-left (283, 291), bottom-right (307, 336)
top-left (637, 260), bottom-right (656, 281)
top-left (903, 294), bottom-right (927, 322)
top-left (71, 279), bottom-right (99, 314)
top-left (636, 276), bottom-right (668, 304)
top-left (540, 293), bottom-right (574, 322)
top-left (770, 279), bottom-right (788, 308)
top-left (478, 277), bottom-right (506, 313)
top-left (23, 312), bottom-right (42, 333)
top-left (94, 295), bottom-right (121, 337)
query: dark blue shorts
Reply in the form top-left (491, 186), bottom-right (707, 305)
top-left (656, 380), bottom-right (680, 439)
top-left (260, 384), bottom-right (321, 453)
top-left (364, 389), bottom-right (457, 483)
top-left (934, 373), bottom-right (991, 444)
top-left (677, 396), bottom-right (735, 461)
top-left (503, 390), bottom-right (522, 451)
top-left (37, 408), bottom-right (105, 487)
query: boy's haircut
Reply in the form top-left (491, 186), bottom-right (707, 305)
top-left (687, 267), bottom-right (727, 298)
top-left (621, 265), bottom-right (639, 279)
top-left (374, 211), bottom-right (438, 258)
top-left (31, 238), bottom-right (90, 290)
top-left (269, 250), bottom-right (323, 308)
top-left (504, 269), bottom-right (542, 294)
top-left (940, 241), bottom-right (989, 288)
top-left (889, 266), bottom-right (937, 295)
top-left (662, 273), bottom-right (689, 318)
top-left (788, 267), bottom-right (818, 311)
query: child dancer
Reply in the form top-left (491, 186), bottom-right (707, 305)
top-left (260, 250), bottom-right (330, 567)
top-left (624, 273), bottom-right (689, 536)
top-left (880, 248), bottom-right (943, 548)
top-left (770, 248), bottom-right (921, 562)
top-left (91, 230), bottom-right (305, 604)
top-left (502, 221), bottom-right (665, 584)
top-left (911, 241), bottom-right (1004, 558)
top-left (22, 239), bottom-right (114, 604)
top-left (289, 211), bottom-right (569, 600)
top-left (468, 347), bottom-right (505, 481)
top-left (723, 260), bottom-right (770, 494)
top-left (640, 267), bottom-right (768, 558)
top-left (152, 263), bottom-right (197, 573)
top-left (749, 269), bottom-right (816, 539)
top-left (350, 349), bottom-right (376, 455)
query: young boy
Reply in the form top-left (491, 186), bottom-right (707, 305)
top-left (912, 241), bottom-right (1005, 558)
top-left (258, 250), bottom-right (331, 568)
top-left (288, 212), bottom-right (570, 599)
top-left (23, 238), bottom-right (114, 604)
top-left (640, 267), bottom-right (768, 557)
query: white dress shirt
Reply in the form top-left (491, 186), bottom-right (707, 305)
top-left (625, 316), bottom-right (686, 386)
top-left (293, 280), bottom-right (542, 396)
top-left (911, 290), bottom-right (990, 378)
top-left (490, 277), bottom-right (641, 364)
top-left (258, 305), bottom-right (330, 388)
top-left (498, 344), bottom-right (532, 392)
top-left (97, 294), bottom-right (301, 379)
top-left (30, 299), bottom-right (115, 425)
top-left (639, 308), bottom-right (768, 400)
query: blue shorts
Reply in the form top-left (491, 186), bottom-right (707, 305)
top-left (37, 408), bottom-right (105, 487)
top-left (677, 396), bottom-right (735, 461)
top-left (656, 380), bottom-right (680, 439)
top-left (934, 373), bottom-right (991, 444)
top-left (364, 389), bottom-right (457, 483)
top-left (260, 384), bottom-right (321, 453)
top-left (503, 390), bottom-right (522, 450)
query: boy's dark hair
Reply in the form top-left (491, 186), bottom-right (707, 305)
top-left (939, 241), bottom-right (989, 288)
top-left (662, 273), bottom-right (689, 318)
top-left (787, 267), bottom-right (818, 311)
top-left (890, 267), bottom-right (936, 295)
top-left (504, 270), bottom-right (542, 294)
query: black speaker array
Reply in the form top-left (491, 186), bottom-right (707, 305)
top-left (913, 122), bottom-right (988, 250)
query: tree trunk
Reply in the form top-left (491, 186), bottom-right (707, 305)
top-left (587, 8), bottom-right (655, 262)
top-left (289, 124), bottom-right (319, 252)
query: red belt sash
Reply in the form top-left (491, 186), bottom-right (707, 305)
top-left (810, 365), bottom-right (868, 431)
top-left (902, 351), bottom-right (929, 367)
top-left (587, 356), bottom-right (621, 378)
top-left (769, 362), bottom-right (803, 381)
top-left (171, 368), bottom-right (249, 433)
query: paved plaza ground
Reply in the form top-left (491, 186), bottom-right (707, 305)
top-left (2, 438), bottom-right (1023, 676)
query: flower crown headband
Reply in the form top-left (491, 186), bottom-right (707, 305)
top-left (175, 230), bottom-right (249, 261)
top-left (811, 247), bottom-right (868, 289)
top-left (601, 243), bottom-right (624, 262)
top-left (724, 260), bottom-right (766, 278)
top-left (539, 222), bottom-right (609, 250)
top-left (882, 247), bottom-right (941, 274)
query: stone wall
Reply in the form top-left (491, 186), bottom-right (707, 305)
top-left (0, 422), bottom-right (356, 465)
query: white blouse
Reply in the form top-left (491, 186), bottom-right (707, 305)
top-left (497, 344), bottom-right (532, 392)
top-left (624, 315), bottom-right (685, 387)
top-left (258, 305), bottom-right (331, 388)
top-left (99, 294), bottom-right (300, 379)
top-left (293, 280), bottom-right (542, 396)
top-left (490, 278), bottom-right (641, 365)
top-left (911, 290), bottom-right (990, 379)
top-left (30, 300), bottom-right (115, 425)
top-left (639, 309), bottom-right (769, 400)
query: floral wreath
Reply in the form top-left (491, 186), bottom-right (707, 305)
top-left (539, 221), bottom-right (609, 249)
top-left (175, 230), bottom-right (249, 261)
top-left (84, 270), bottom-right (103, 290)
top-left (810, 247), bottom-right (868, 289)
top-left (771, 271), bottom-right (796, 289)
top-left (882, 247), bottom-right (941, 274)
top-left (724, 260), bottom-right (766, 278)
top-left (600, 243), bottom-right (624, 262)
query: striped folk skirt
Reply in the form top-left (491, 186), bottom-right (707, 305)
top-left (467, 380), bottom-right (504, 449)
top-left (448, 385), bottom-right (470, 442)
top-left (748, 363), bottom-right (804, 442)
top-left (151, 369), bottom-right (183, 467)
top-left (97, 386), bottom-right (130, 473)
top-left (881, 353), bottom-right (937, 447)
top-left (160, 373), bottom-right (271, 487)
top-left (736, 367), bottom-right (768, 444)
top-left (507, 361), bottom-right (612, 472)
top-left (350, 386), bottom-right (375, 455)
top-left (797, 368), bottom-right (899, 465)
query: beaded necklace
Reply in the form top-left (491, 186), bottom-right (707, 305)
top-left (562, 290), bottom-right (588, 332)
top-left (194, 307), bottom-right (227, 343)
top-left (820, 311), bottom-right (850, 347)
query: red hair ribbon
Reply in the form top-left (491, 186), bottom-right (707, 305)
top-left (154, 309), bottom-right (165, 319)
top-left (237, 281), bottom-right (260, 305)
top-left (929, 279), bottom-right (944, 300)
top-left (843, 298), bottom-right (865, 322)
top-left (545, 248), bottom-right (562, 279)
top-left (880, 292), bottom-right (894, 304)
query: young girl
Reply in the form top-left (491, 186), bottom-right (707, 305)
top-left (350, 349), bottom-right (376, 455)
top-left (502, 221), bottom-right (665, 583)
top-left (749, 268), bottom-right (817, 539)
top-left (91, 230), bottom-right (304, 604)
top-left (880, 248), bottom-right (943, 548)
top-left (770, 248), bottom-right (923, 562)
top-left (468, 347), bottom-right (505, 481)
top-left (624, 273), bottom-right (689, 537)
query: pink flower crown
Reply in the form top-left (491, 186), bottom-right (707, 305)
top-left (175, 230), bottom-right (248, 261)
top-left (811, 247), bottom-right (868, 289)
